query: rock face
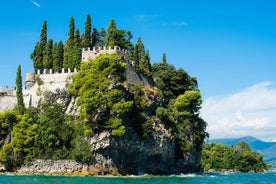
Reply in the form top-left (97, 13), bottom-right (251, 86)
top-left (16, 121), bottom-right (201, 175)
top-left (88, 121), bottom-right (201, 175)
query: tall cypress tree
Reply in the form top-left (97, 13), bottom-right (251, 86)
top-left (53, 41), bottom-right (64, 72)
top-left (31, 20), bottom-right (47, 70)
top-left (105, 19), bottom-right (117, 48)
top-left (43, 39), bottom-right (53, 69)
top-left (73, 29), bottom-right (82, 70)
top-left (92, 28), bottom-right (100, 47)
top-left (99, 28), bottom-right (106, 47)
top-left (135, 37), bottom-right (151, 75)
top-left (63, 16), bottom-right (75, 69)
top-left (162, 53), bottom-right (167, 64)
top-left (82, 14), bottom-right (92, 48)
top-left (16, 65), bottom-right (25, 114)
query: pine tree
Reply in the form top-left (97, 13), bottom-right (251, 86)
top-left (16, 65), bottom-right (25, 114)
top-left (105, 19), bottom-right (117, 48)
top-left (82, 14), bottom-right (92, 48)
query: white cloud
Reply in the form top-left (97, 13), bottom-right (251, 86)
top-left (161, 21), bottom-right (189, 27)
top-left (31, 1), bottom-right (40, 8)
top-left (133, 14), bottom-right (161, 21)
top-left (201, 82), bottom-right (276, 142)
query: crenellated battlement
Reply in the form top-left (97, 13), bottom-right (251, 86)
top-left (1, 46), bottom-right (132, 112)
top-left (0, 86), bottom-right (16, 96)
top-left (35, 68), bottom-right (77, 75)
top-left (82, 46), bottom-right (128, 61)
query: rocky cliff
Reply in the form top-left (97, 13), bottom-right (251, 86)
top-left (17, 120), bottom-right (201, 175)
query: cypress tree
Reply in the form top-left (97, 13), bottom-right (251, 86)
top-left (162, 53), bottom-right (167, 64)
top-left (63, 16), bottom-right (75, 69)
top-left (91, 28), bottom-right (100, 47)
top-left (105, 19), bottom-right (117, 48)
top-left (43, 39), bottom-right (53, 69)
top-left (82, 14), bottom-right (92, 48)
top-left (73, 29), bottom-right (82, 70)
top-left (31, 20), bottom-right (47, 70)
top-left (40, 20), bottom-right (47, 50)
top-left (135, 38), bottom-right (151, 75)
top-left (53, 41), bottom-right (64, 72)
top-left (99, 28), bottom-right (106, 47)
top-left (16, 65), bottom-right (25, 114)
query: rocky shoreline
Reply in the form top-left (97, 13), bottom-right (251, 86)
top-left (15, 159), bottom-right (119, 176)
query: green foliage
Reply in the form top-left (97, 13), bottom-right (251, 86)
top-left (133, 38), bottom-right (151, 75)
top-left (15, 65), bottom-right (25, 114)
top-left (11, 114), bottom-right (38, 163)
top-left (31, 21), bottom-right (47, 70)
top-left (0, 143), bottom-right (14, 170)
top-left (201, 142), bottom-right (269, 172)
top-left (43, 39), bottom-right (54, 69)
top-left (53, 41), bottom-right (64, 72)
top-left (34, 103), bottom-right (73, 159)
top-left (63, 17), bottom-right (82, 70)
top-left (0, 111), bottom-right (17, 146)
top-left (171, 91), bottom-right (207, 153)
top-left (152, 61), bottom-right (198, 103)
top-left (70, 137), bottom-right (92, 163)
top-left (35, 76), bottom-right (44, 86)
top-left (162, 53), bottom-right (167, 64)
top-left (105, 19), bottom-right (133, 51)
top-left (82, 14), bottom-right (92, 48)
top-left (69, 54), bottom-right (133, 136)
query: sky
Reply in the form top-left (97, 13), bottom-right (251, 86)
top-left (0, 0), bottom-right (276, 141)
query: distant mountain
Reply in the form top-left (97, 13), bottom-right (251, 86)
top-left (209, 136), bottom-right (276, 162)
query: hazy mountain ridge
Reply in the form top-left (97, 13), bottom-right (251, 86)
top-left (209, 136), bottom-right (276, 162)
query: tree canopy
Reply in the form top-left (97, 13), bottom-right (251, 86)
top-left (69, 54), bottom-right (133, 136)
top-left (201, 142), bottom-right (269, 172)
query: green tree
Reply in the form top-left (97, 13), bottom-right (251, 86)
top-left (35, 103), bottom-right (72, 159)
top-left (63, 16), bottom-right (75, 69)
top-left (201, 142), bottom-right (269, 172)
top-left (82, 14), bottom-right (92, 48)
top-left (105, 19), bottom-right (117, 48)
top-left (31, 20), bottom-right (47, 70)
top-left (43, 39), bottom-right (53, 69)
top-left (162, 53), bottom-right (167, 64)
top-left (69, 54), bottom-right (133, 136)
top-left (91, 28), bottom-right (100, 47)
top-left (99, 28), bottom-right (106, 47)
top-left (11, 114), bottom-right (38, 164)
top-left (15, 65), bottom-right (25, 114)
top-left (73, 29), bottom-right (82, 70)
top-left (134, 37), bottom-right (151, 75)
top-left (0, 111), bottom-right (17, 146)
top-left (152, 61), bottom-right (198, 103)
top-left (172, 90), bottom-right (207, 153)
top-left (53, 41), bottom-right (64, 72)
top-left (105, 19), bottom-right (133, 50)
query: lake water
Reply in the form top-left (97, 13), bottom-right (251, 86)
top-left (0, 172), bottom-right (275, 184)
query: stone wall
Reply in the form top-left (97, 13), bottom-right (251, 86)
top-left (0, 68), bottom-right (76, 112)
top-left (0, 46), bottom-right (153, 112)
top-left (82, 46), bottom-right (128, 61)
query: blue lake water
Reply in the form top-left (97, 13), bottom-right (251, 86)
top-left (0, 172), bottom-right (275, 184)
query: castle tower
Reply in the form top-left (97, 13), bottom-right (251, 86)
top-left (25, 72), bottom-right (35, 88)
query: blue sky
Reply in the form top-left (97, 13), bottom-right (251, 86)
top-left (1, 0), bottom-right (276, 141)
